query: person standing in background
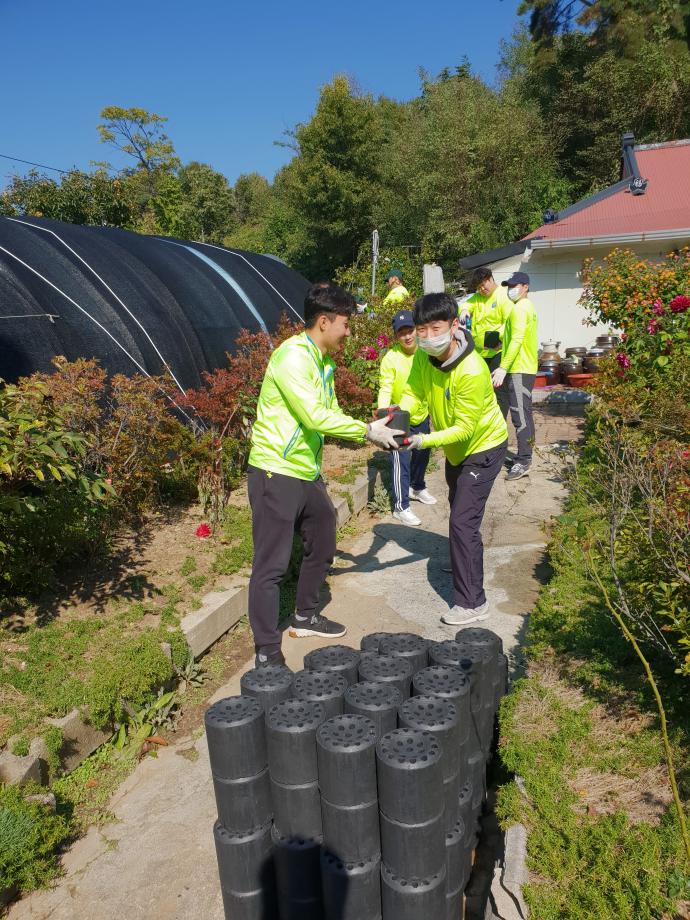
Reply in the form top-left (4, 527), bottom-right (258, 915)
top-left (382, 268), bottom-right (410, 308)
top-left (458, 267), bottom-right (513, 415)
top-left (378, 309), bottom-right (437, 527)
top-left (490, 272), bottom-right (539, 481)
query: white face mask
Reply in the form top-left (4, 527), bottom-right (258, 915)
top-left (508, 286), bottom-right (522, 302)
top-left (418, 329), bottom-right (452, 357)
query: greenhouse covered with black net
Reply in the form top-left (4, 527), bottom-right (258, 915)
top-left (0, 215), bottom-right (308, 389)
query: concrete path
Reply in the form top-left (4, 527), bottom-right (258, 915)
top-left (8, 410), bottom-right (582, 920)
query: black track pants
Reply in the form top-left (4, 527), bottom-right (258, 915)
top-left (247, 465), bottom-right (336, 650)
top-left (445, 440), bottom-right (508, 610)
top-left (506, 373), bottom-right (536, 465)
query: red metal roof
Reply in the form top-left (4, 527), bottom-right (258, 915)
top-left (525, 140), bottom-right (690, 241)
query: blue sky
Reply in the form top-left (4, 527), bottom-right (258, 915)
top-left (2, 0), bottom-right (523, 188)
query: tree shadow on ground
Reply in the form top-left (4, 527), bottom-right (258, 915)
top-left (0, 507), bottom-right (194, 631)
top-left (333, 522), bottom-right (453, 607)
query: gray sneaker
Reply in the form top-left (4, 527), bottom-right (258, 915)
top-left (506, 462), bottom-right (530, 481)
top-left (441, 601), bottom-right (490, 626)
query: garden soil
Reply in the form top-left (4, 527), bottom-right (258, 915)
top-left (7, 410), bottom-right (583, 920)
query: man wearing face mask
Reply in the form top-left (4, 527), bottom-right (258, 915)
top-left (490, 272), bottom-right (539, 482)
top-left (247, 282), bottom-right (403, 666)
top-left (399, 293), bottom-right (508, 626)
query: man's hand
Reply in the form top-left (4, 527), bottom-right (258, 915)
top-left (459, 309), bottom-right (470, 324)
top-left (366, 415), bottom-right (404, 450)
top-left (402, 434), bottom-right (423, 451)
top-left (491, 367), bottom-right (507, 388)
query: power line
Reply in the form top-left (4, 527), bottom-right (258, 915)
top-left (0, 153), bottom-right (119, 177)
top-left (0, 153), bottom-right (71, 174)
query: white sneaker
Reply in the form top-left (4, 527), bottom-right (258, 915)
top-left (410, 488), bottom-right (438, 505)
top-left (441, 601), bottom-right (490, 626)
top-left (393, 508), bottom-right (421, 526)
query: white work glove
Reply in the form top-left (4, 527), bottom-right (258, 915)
top-left (366, 415), bottom-right (404, 450)
top-left (459, 309), bottom-right (471, 324)
top-left (402, 434), bottom-right (424, 451)
top-left (491, 367), bottom-right (507, 388)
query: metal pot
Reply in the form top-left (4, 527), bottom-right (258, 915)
top-left (565, 346), bottom-right (587, 357)
top-left (596, 334), bottom-right (620, 347)
top-left (560, 360), bottom-right (583, 376)
top-left (583, 356), bottom-right (602, 373)
top-left (539, 367), bottom-right (561, 384)
top-left (586, 347), bottom-right (607, 357)
top-left (541, 340), bottom-right (561, 351)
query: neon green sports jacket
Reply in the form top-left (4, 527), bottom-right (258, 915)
top-left (249, 333), bottom-right (367, 480)
top-left (382, 284), bottom-right (411, 308)
top-left (461, 285), bottom-right (513, 359)
top-left (377, 344), bottom-right (428, 426)
top-left (500, 297), bottom-right (539, 375)
top-left (400, 336), bottom-right (507, 466)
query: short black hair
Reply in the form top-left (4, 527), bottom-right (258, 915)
top-left (468, 267), bottom-right (493, 291)
top-left (413, 292), bottom-right (457, 326)
top-left (304, 282), bottom-right (356, 328)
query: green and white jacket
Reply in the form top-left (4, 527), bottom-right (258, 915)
top-left (249, 333), bottom-right (367, 480)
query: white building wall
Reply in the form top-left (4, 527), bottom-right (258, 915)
top-left (484, 240), bottom-right (689, 350)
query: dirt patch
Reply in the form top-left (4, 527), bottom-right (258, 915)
top-left (529, 654), bottom-right (672, 827)
top-left (570, 764), bottom-right (672, 825)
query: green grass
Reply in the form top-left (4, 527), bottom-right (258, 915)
top-left (329, 464), bottom-right (363, 485)
top-left (0, 602), bottom-right (188, 746)
top-left (213, 506), bottom-right (253, 575)
top-left (0, 783), bottom-right (70, 894)
top-left (496, 496), bottom-right (690, 920)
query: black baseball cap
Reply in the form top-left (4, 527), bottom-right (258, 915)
top-left (502, 272), bottom-right (530, 287)
top-left (392, 309), bottom-right (415, 332)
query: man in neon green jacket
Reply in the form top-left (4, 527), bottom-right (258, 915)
top-left (248, 282), bottom-right (402, 666)
top-left (490, 272), bottom-right (539, 481)
top-left (377, 309), bottom-right (436, 527)
top-left (382, 268), bottom-right (410, 308)
top-left (458, 267), bottom-right (513, 415)
top-left (400, 293), bottom-right (508, 626)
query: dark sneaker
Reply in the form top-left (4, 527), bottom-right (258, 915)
top-left (506, 462), bottom-right (530, 481)
top-left (255, 648), bottom-right (286, 667)
top-left (288, 614), bottom-right (347, 639)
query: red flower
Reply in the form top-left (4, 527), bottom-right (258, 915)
top-left (364, 346), bottom-right (379, 361)
top-left (652, 299), bottom-right (665, 316)
top-left (616, 352), bottom-right (631, 370)
top-left (376, 334), bottom-right (389, 349)
top-left (669, 295), bottom-right (690, 314)
top-left (195, 523), bottom-right (211, 538)
top-left (647, 319), bottom-right (660, 334)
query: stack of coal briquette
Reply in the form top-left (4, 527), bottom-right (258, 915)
top-left (206, 628), bottom-right (508, 920)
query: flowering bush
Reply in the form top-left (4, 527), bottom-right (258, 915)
top-left (578, 248), bottom-right (690, 674)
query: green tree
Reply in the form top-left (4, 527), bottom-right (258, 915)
top-left (377, 69), bottom-right (570, 265)
top-left (501, 21), bottom-right (690, 194)
top-left (177, 162), bottom-right (235, 243)
top-left (97, 106), bottom-right (179, 173)
top-left (0, 169), bottom-right (136, 228)
top-left (266, 76), bottom-right (384, 277)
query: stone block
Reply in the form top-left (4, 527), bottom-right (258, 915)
top-left (332, 494), bottom-right (351, 528)
top-left (181, 581), bottom-right (249, 658)
top-left (46, 709), bottom-right (111, 774)
top-left (350, 473), bottom-right (372, 515)
top-left (0, 748), bottom-right (42, 785)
